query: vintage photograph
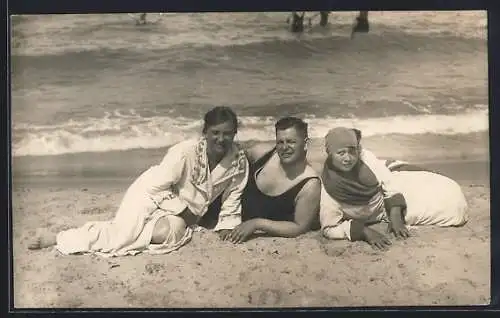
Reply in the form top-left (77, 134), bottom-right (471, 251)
top-left (11, 11), bottom-right (490, 308)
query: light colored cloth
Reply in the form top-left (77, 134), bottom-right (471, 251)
top-left (324, 127), bottom-right (360, 154)
top-left (57, 214), bottom-right (192, 257)
top-left (320, 149), bottom-right (468, 241)
top-left (55, 137), bottom-right (250, 257)
top-left (387, 170), bottom-right (468, 227)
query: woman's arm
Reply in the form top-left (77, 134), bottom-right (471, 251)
top-left (360, 148), bottom-right (409, 240)
top-left (361, 149), bottom-right (407, 212)
top-left (214, 152), bottom-right (250, 232)
top-left (147, 141), bottom-right (190, 214)
top-left (244, 142), bottom-right (274, 164)
top-left (320, 185), bottom-right (354, 241)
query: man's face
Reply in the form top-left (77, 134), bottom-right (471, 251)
top-left (275, 127), bottom-right (307, 165)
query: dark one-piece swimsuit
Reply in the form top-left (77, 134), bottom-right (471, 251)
top-left (241, 148), bottom-right (319, 227)
top-left (198, 148), bottom-right (320, 229)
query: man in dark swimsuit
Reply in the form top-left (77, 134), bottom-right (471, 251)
top-left (225, 117), bottom-right (321, 243)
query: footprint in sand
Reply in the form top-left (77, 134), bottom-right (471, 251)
top-left (145, 262), bottom-right (165, 275)
top-left (27, 229), bottom-right (57, 250)
top-left (321, 244), bottom-right (350, 257)
top-left (79, 206), bottom-right (112, 215)
top-left (247, 288), bottom-right (282, 306)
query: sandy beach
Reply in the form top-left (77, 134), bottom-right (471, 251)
top-left (12, 140), bottom-right (490, 308)
top-left (10, 11), bottom-right (489, 308)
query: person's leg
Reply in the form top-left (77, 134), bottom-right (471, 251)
top-left (150, 214), bottom-right (188, 245)
top-left (151, 216), bottom-right (171, 244)
top-left (30, 174), bottom-right (157, 253)
top-left (352, 11), bottom-right (369, 34)
top-left (291, 12), bottom-right (305, 33)
top-left (319, 11), bottom-right (329, 27)
top-left (28, 231), bottom-right (57, 250)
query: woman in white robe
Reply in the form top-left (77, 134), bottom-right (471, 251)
top-left (319, 127), bottom-right (468, 250)
top-left (28, 107), bottom-right (250, 257)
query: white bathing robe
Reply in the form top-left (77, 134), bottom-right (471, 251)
top-left (56, 137), bottom-right (250, 257)
top-left (320, 149), bottom-right (469, 240)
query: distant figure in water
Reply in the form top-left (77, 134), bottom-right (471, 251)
top-left (28, 106), bottom-right (250, 257)
top-left (137, 13), bottom-right (147, 25)
top-left (319, 11), bottom-right (330, 27)
top-left (351, 11), bottom-right (370, 36)
top-left (289, 12), bottom-right (305, 33)
top-left (319, 127), bottom-right (469, 250)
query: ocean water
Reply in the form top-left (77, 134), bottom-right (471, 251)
top-left (10, 11), bottom-right (489, 179)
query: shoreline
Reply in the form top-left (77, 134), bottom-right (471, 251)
top-left (11, 131), bottom-right (490, 181)
top-left (12, 156), bottom-right (490, 191)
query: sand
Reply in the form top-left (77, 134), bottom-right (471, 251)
top-left (11, 144), bottom-right (491, 308)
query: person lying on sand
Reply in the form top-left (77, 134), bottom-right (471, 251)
top-left (223, 117), bottom-right (321, 243)
top-left (319, 127), bottom-right (469, 250)
top-left (28, 106), bottom-right (250, 257)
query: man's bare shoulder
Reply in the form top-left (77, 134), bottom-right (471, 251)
top-left (295, 164), bottom-right (321, 195)
top-left (303, 163), bottom-right (320, 179)
top-left (296, 172), bottom-right (322, 201)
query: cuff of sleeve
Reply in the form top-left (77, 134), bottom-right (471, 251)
top-left (213, 214), bottom-right (241, 232)
top-left (322, 223), bottom-right (350, 240)
top-left (384, 193), bottom-right (407, 211)
top-left (349, 220), bottom-right (365, 242)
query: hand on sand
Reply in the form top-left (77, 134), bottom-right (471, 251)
top-left (27, 233), bottom-right (57, 250)
top-left (387, 210), bottom-right (410, 240)
top-left (387, 221), bottom-right (410, 240)
top-left (362, 227), bottom-right (392, 250)
top-left (226, 220), bottom-right (258, 244)
top-left (217, 229), bottom-right (232, 242)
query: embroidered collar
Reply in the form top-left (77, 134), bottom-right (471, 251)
top-left (231, 144), bottom-right (248, 176)
top-left (190, 138), bottom-right (247, 187)
top-left (190, 137), bottom-right (209, 186)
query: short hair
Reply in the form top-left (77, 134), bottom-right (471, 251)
top-left (275, 116), bottom-right (308, 139)
top-left (202, 106), bottom-right (239, 134)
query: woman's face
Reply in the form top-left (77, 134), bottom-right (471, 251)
top-left (204, 121), bottom-right (237, 157)
top-left (328, 146), bottom-right (360, 172)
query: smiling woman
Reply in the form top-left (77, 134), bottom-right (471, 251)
top-left (28, 106), bottom-right (250, 257)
